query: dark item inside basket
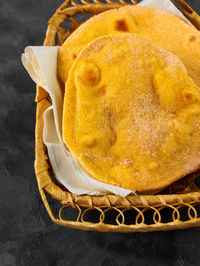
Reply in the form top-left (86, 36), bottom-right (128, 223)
top-left (35, 0), bottom-right (200, 232)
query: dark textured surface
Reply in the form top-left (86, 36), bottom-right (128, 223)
top-left (1, 0), bottom-right (200, 265)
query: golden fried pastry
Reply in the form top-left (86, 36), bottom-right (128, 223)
top-left (63, 34), bottom-right (200, 193)
top-left (58, 5), bottom-right (200, 88)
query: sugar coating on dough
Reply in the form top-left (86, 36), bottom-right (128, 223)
top-left (63, 34), bottom-right (200, 193)
top-left (58, 5), bottom-right (200, 89)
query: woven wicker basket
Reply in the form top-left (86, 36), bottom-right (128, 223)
top-left (35, 0), bottom-right (200, 232)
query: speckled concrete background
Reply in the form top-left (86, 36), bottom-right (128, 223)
top-left (1, 0), bottom-right (200, 265)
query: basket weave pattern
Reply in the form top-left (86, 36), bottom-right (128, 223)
top-left (35, 0), bottom-right (200, 232)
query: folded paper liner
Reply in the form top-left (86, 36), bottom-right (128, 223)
top-left (21, 0), bottom-right (191, 196)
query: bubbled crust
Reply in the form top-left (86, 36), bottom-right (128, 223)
top-left (58, 5), bottom-right (200, 88)
top-left (63, 34), bottom-right (200, 193)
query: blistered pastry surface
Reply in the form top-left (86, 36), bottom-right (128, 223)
top-left (58, 5), bottom-right (200, 89)
top-left (63, 34), bottom-right (200, 193)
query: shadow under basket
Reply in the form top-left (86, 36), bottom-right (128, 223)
top-left (35, 0), bottom-right (200, 232)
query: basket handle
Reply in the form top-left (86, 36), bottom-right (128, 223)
top-left (175, 0), bottom-right (200, 30)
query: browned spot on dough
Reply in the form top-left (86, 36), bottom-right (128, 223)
top-left (80, 67), bottom-right (100, 86)
top-left (184, 93), bottom-right (192, 100)
top-left (86, 138), bottom-right (98, 147)
top-left (115, 19), bottom-right (128, 32)
top-left (86, 70), bottom-right (98, 84)
top-left (72, 53), bottom-right (77, 59)
top-left (109, 130), bottom-right (116, 146)
top-left (189, 35), bottom-right (196, 42)
top-left (112, 154), bottom-right (119, 161)
top-left (78, 63), bottom-right (100, 86)
top-left (98, 85), bottom-right (106, 96)
top-left (90, 138), bottom-right (98, 147)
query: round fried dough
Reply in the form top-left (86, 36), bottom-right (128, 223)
top-left (63, 34), bottom-right (200, 193)
top-left (58, 5), bottom-right (200, 88)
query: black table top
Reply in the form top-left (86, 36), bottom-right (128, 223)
top-left (1, 0), bottom-right (200, 265)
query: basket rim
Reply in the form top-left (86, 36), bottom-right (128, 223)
top-left (34, 0), bottom-right (200, 232)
